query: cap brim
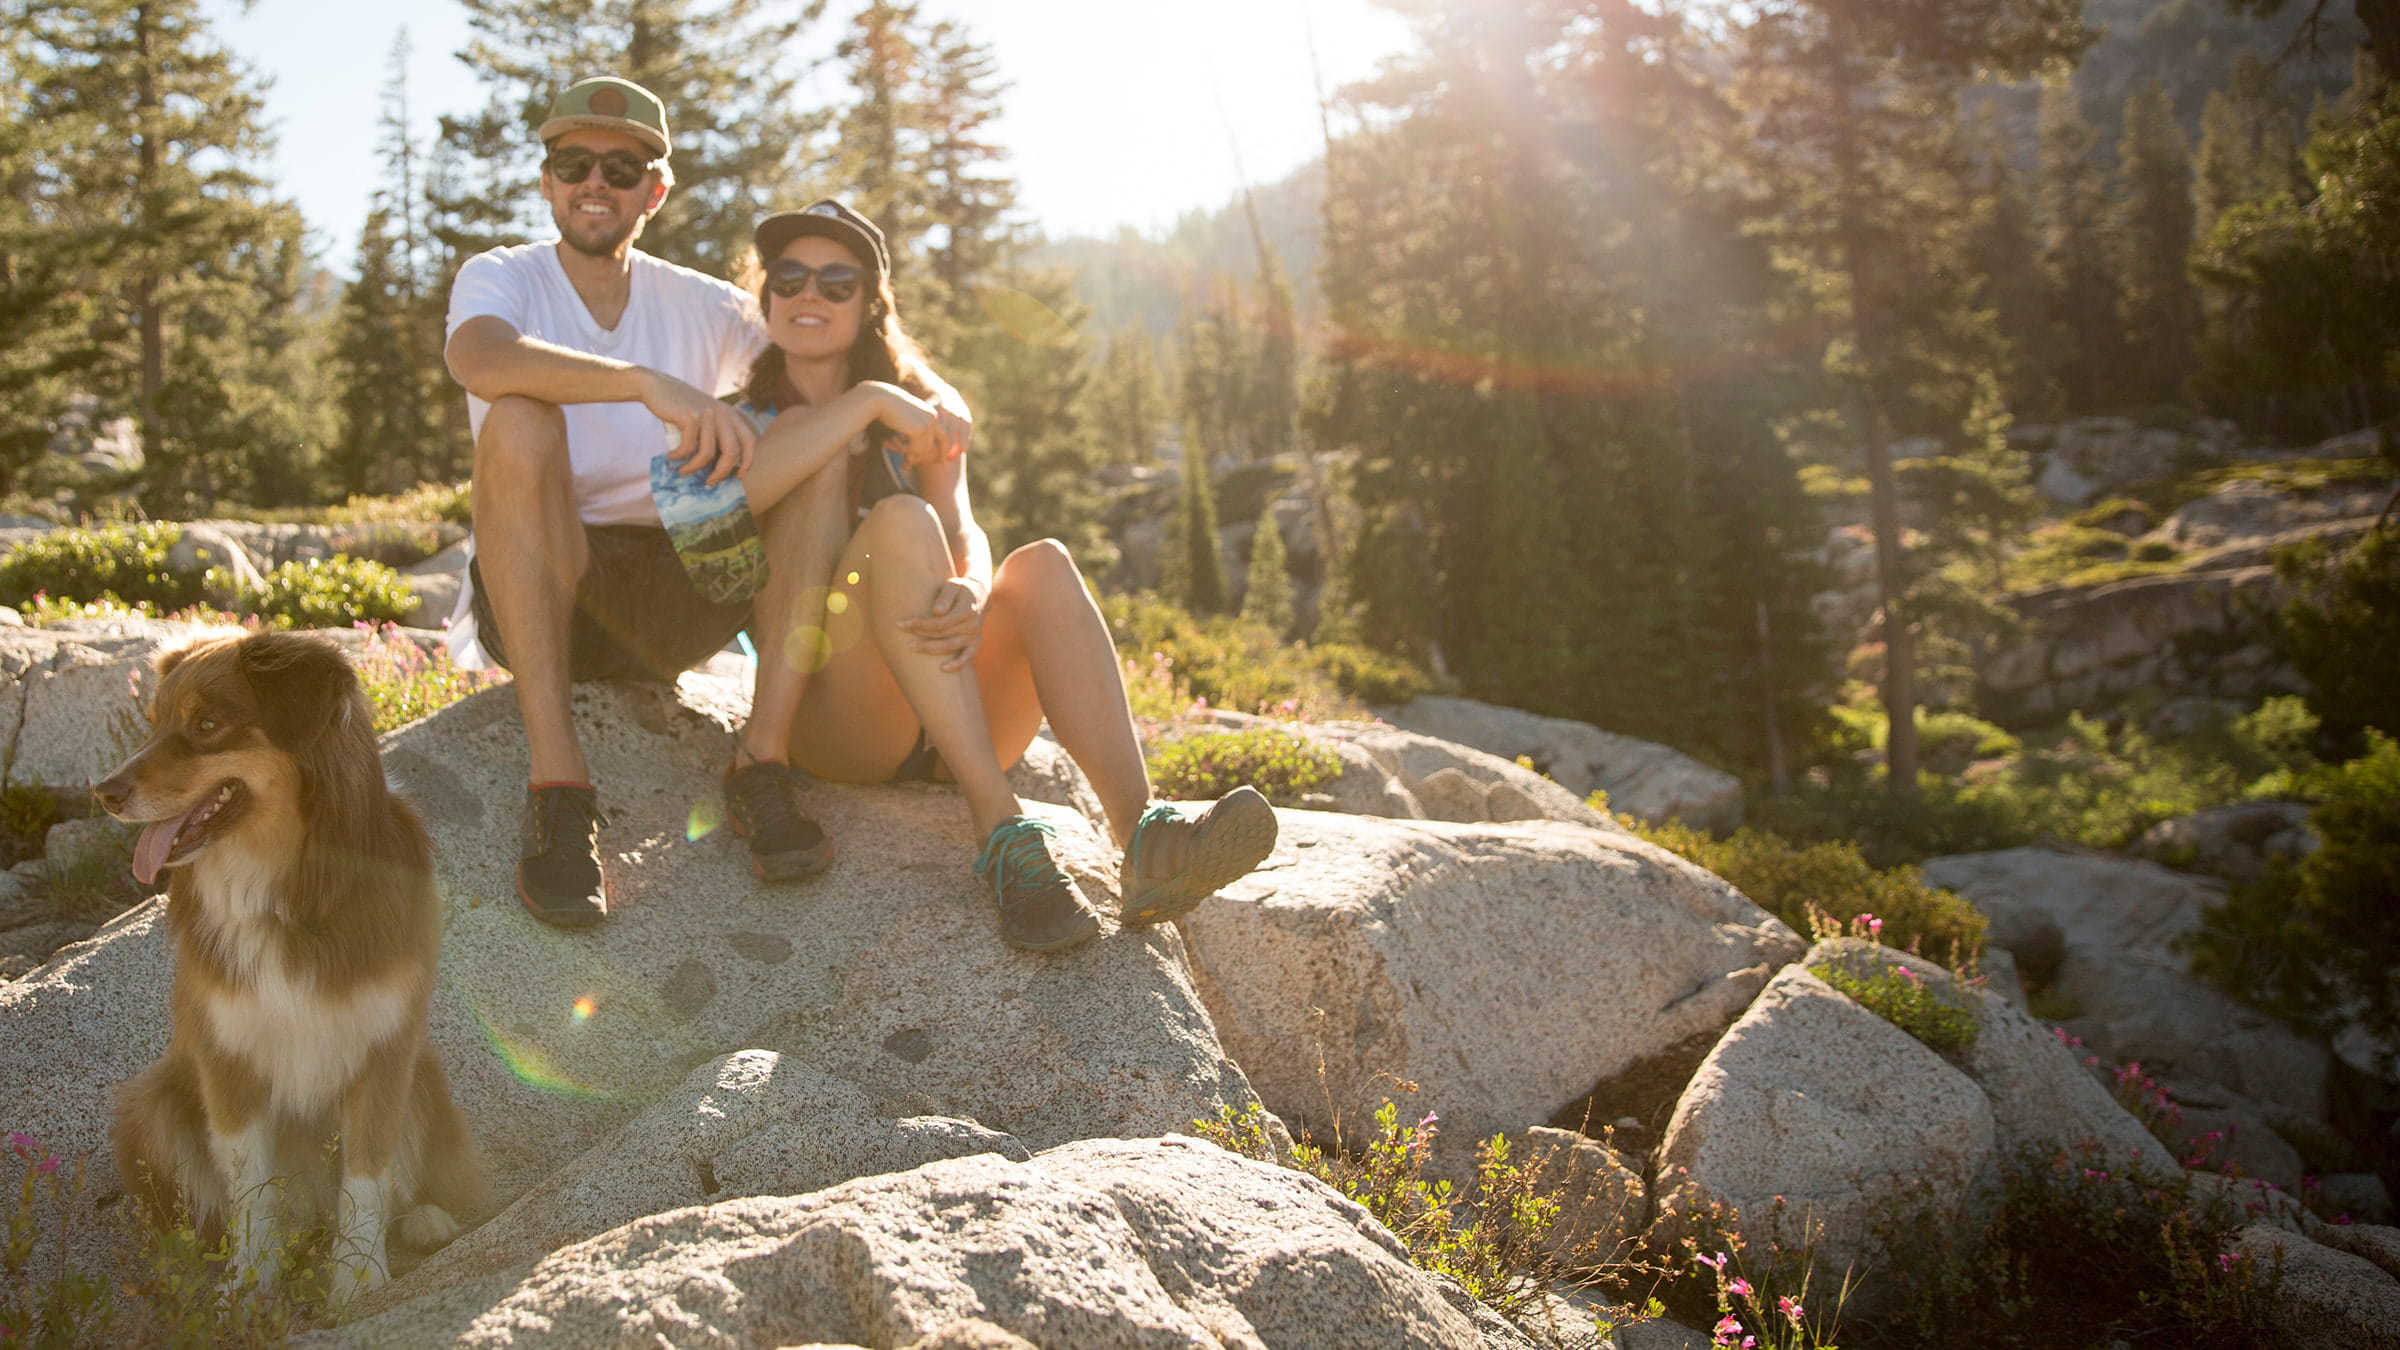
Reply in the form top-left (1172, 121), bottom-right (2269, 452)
top-left (537, 115), bottom-right (669, 158)
top-left (755, 216), bottom-right (884, 277)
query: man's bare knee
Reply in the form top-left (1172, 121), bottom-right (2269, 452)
top-left (476, 396), bottom-right (570, 479)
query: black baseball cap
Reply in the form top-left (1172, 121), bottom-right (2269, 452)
top-left (754, 200), bottom-right (889, 280)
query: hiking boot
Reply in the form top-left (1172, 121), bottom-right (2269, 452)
top-left (1119, 785), bottom-right (1278, 926)
top-left (517, 784), bottom-right (607, 929)
top-left (724, 759), bottom-right (833, 883)
top-left (973, 815), bottom-right (1101, 953)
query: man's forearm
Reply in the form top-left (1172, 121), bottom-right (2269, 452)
top-left (447, 320), bottom-right (655, 407)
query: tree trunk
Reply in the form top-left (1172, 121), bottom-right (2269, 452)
top-left (1826, 35), bottom-right (1919, 797)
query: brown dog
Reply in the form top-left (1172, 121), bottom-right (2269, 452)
top-left (95, 631), bottom-right (485, 1305)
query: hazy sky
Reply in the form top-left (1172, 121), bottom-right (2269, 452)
top-left (199, 0), bottom-right (1415, 273)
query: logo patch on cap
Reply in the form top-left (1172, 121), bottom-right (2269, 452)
top-left (590, 87), bottom-right (628, 117)
top-left (805, 203), bottom-right (840, 217)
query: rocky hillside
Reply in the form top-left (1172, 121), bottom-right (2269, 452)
top-left (3, 612), bottom-right (2395, 1346)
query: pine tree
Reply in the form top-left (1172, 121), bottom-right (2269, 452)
top-left (0, 20), bottom-right (105, 491)
top-left (2037, 76), bottom-right (2123, 412)
top-left (1090, 326), bottom-right (1167, 463)
top-left (2192, 50), bottom-right (2305, 237)
top-left (1731, 0), bottom-right (2088, 792)
top-left (329, 33), bottom-right (453, 497)
top-left (1965, 109), bottom-right (2058, 417)
top-left (1239, 503), bottom-right (1295, 637)
top-left (1165, 441), bottom-right (1228, 615)
top-left (2114, 80), bottom-right (2198, 407)
top-left (947, 267), bottom-right (1105, 559)
top-left (436, 0), bottom-right (820, 277)
top-left (1176, 281), bottom-right (1250, 464)
top-left (22, 0), bottom-right (324, 510)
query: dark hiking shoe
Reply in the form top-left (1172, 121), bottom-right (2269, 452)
top-left (973, 815), bottom-right (1101, 953)
top-left (1118, 785), bottom-right (1279, 926)
top-left (724, 759), bottom-right (833, 883)
top-left (517, 784), bottom-right (607, 929)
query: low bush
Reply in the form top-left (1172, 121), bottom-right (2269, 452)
top-left (1863, 1143), bottom-right (2281, 1348)
top-left (1105, 591), bottom-right (1431, 719)
top-left (2189, 730), bottom-right (2400, 1064)
top-left (1631, 819), bottom-right (1987, 968)
top-left (351, 624), bottom-right (509, 734)
top-left (1773, 696), bottom-right (2320, 865)
top-left (210, 559), bottom-right (418, 631)
top-left (0, 523), bottom-right (206, 613)
top-left (1147, 726), bottom-right (1342, 807)
top-left (1194, 1100), bottom-right (1616, 1333)
top-left (1809, 954), bottom-right (1979, 1054)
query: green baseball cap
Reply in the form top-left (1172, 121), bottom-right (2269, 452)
top-left (539, 76), bottom-right (670, 158)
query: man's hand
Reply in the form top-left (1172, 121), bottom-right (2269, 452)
top-left (934, 406), bottom-right (971, 462)
top-left (898, 576), bottom-right (986, 672)
top-left (646, 369), bottom-right (757, 486)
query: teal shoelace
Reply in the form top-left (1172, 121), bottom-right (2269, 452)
top-left (975, 816), bottom-right (1066, 893)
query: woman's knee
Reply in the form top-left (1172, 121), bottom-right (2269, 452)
top-left (998, 538), bottom-right (1080, 588)
top-left (856, 495), bottom-right (947, 552)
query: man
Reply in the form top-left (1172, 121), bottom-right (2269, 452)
top-left (444, 77), bottom-right (914, 927)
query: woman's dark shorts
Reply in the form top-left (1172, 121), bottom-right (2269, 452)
top-left (470, 524), bottom-right (753, 682)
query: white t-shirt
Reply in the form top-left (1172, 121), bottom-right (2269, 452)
top-left (445, 242), bottom-right (766, 524)
top-left (441, 241), bottom-right (768, 666)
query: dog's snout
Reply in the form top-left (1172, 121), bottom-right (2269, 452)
top-left (93, 770), bottom-right (134, 817)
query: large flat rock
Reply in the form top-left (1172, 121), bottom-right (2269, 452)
top-left (1, 675), bottom-right (1267, 1292)
top-left (1180, 810), bottom-right (1802, 1172)
top-left (302, 1136), bottom-right (1524, 1350)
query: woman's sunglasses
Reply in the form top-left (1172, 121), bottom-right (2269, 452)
top-left (764, 259), bottom-right (865, 303)
top-left (544, 146), bottom-right (654, 190)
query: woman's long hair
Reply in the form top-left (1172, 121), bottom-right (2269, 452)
top-left (741, 256), bottom-right (936, 414)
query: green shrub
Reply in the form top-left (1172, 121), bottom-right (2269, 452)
top-left (2190, 731), bottom-right (2400, 1064)
top-left (212, 558), bottom-right (417, 630)
top-left (1194, 1100), bottom-right (1608, 1331)
top-left (1776, 696), bottom-right (2322, 864)
top-left (0, 523), bottom-right (207, 612)
top-left (1871, 1143), bottom-right (2281, 1347)
top-left (1106, 590), bottom-right (1431, 719)
top-left (1809, 954), bottom-right (1979, 1053)
top-left (2273, 526), bottom-right (2400, 739)
top-left (1148, 727), bottom-right (1341, 807)
top-left (351, 625), bottom-right (509, 734)
top-left (1633, 819), bottom-right (1987, 967)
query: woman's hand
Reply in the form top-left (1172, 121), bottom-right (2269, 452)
top-left (899, 576), bottom-right (987, 672)
top-left (861, 382), bottom-right (949, 469)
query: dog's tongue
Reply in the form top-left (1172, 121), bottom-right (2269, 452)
top-left (132, 810), bottom-right (198, 887)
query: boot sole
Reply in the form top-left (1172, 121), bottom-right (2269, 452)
top-left (1119, 787), bottom-right (1278, 926)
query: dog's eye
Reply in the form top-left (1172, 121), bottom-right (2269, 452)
top-left (197, 717), bottom-right (219, 734)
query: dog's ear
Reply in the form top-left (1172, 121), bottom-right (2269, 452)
top-left (238, 633), bottom-right (356, 752)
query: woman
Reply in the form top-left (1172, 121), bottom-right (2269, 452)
top-left (734, 199), bottom-right (1276, 952)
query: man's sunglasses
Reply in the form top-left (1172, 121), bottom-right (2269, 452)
top-left (544, 146), bottom-right (655, 190)
top-left (764, 259), bottom-right (865, 303)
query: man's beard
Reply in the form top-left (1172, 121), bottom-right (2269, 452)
top-left (557, 203), bottom-right (642, 257)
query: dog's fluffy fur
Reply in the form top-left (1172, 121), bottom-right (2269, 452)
top-left (97, 631), bottom-right (485, 1304)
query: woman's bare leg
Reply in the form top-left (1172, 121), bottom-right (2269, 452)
top-left (739, 458), bottom-right (847, 765)
top-left (786, 497), bottom-right (1022, 837)
top-left (971, 539), bottom-right (1152, 847)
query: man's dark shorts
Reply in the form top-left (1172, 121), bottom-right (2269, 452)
top-left (470, 524), bottom-right (752, 682)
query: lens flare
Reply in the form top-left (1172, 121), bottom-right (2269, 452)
top-left (846, 570), bottom-right (861, 586)
top-left (977, 284), bottom-right (1075, 349)
top-left (571, 996), bottom-right (597, 1022)
top-left (465, 999), bottom-right (614, 1100)
top-left (784, 624), bottom-right (831, 673)
top-left (687, 798), bottom-right (723, 841)
top-left (825, 592), bottom-right (850, 615)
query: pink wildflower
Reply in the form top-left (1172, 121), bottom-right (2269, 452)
top-left (1713, 1314), bottom-right (1743, 1342)
top-left (1778, 1295), bottom-right (1804, 1322)
top-left (1866, 915), bottom-right (1883, 936)
top-left (1697, 1251), bottom-right (1728, 1271)
top-left (1727, 1276), bottom-right (1753, 1297)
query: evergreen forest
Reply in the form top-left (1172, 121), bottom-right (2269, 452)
top-left (4, 0), bottom-right (2397, 837)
